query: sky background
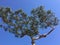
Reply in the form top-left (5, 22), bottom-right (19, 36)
top-left (0, 0), bottom-right (60, 45)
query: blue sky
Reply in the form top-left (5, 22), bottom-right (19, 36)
top-left (0, 0), bottom-right (60, 45)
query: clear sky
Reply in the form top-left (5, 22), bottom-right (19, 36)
top-left (0, 0), bottom-right (60, 45)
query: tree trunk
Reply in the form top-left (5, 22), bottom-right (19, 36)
top-left (31, 38), bottom-right (35, 45)
top-left (32, 43), bottom-right (35, 45)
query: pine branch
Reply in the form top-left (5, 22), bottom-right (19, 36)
top-left (32, 27), bottom-right (55, 40)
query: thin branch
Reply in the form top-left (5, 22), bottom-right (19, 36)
top-left (46, 27), bottom-right (54, 36)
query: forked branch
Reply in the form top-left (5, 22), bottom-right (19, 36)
top-left (31, 27), bottom-right (54, 45)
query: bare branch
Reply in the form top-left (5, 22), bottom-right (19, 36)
top-left (32, 27), bottom-right (55, 40)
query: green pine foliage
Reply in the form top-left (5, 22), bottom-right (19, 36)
top-left (0, 6), bottom-right (59, 38)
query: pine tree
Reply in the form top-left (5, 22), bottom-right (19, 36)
top-left (0, 6), bottom-right (59, 45)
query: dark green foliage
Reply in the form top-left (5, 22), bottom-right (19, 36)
top-left (0, 6), bottom-right (59, 38)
